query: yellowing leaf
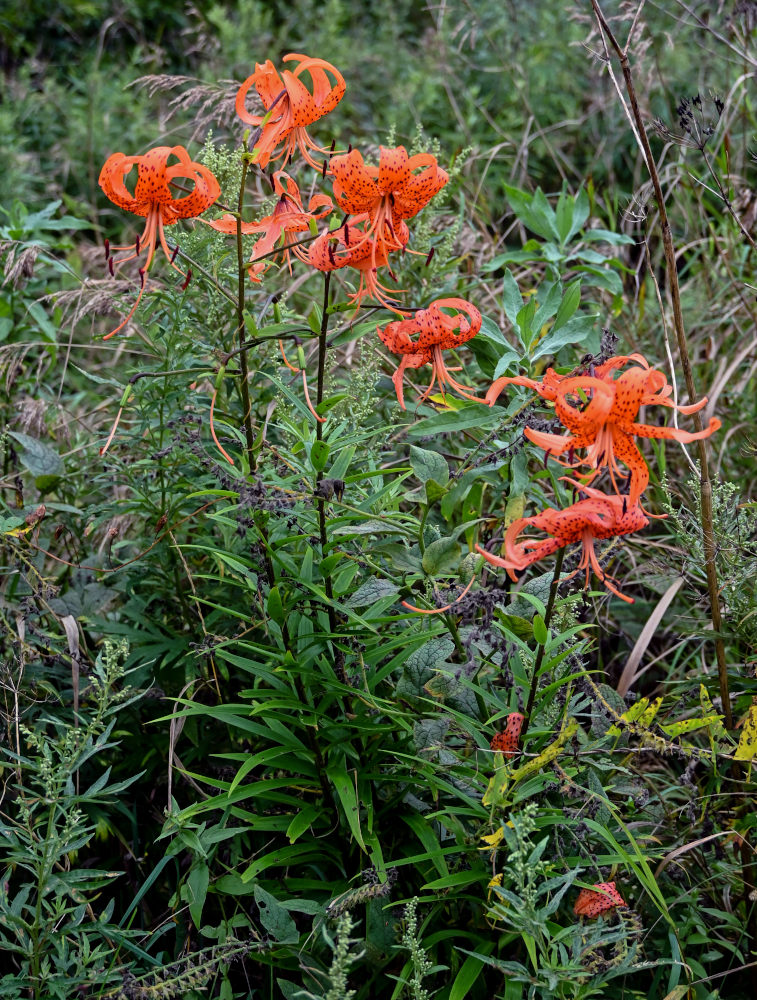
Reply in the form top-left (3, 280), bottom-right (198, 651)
top-left (607, 695), bottom-right (661, 737)
top-left (480, 828), bottom-right (505, 848)
top-left (510, 719), bottom-right (578, 783)
top-left (700, 685), bottom-right (728, 741)
top-left (734, 704), bottom-right (757, 762)
top-left (661, 716), bottom-right (722, 738)
top-left (482, 759), bottom-right (510, 809)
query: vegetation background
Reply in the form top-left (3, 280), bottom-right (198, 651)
top-left (2, 1), bottom-right (757, 998)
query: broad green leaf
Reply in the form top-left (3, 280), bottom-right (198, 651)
top-left (309, 439), bottom-right (330, 472)
top-left (409, 445), bottom-right (449, 486)
top-left (254, 886), bottom-right (299, 943)
top-left (8, 431), bottom-right (63, 477)
top-left (501, 269), bottom-right (524, 329)
top-left (551, 280), bottom-right (581, 331)
top-left (346, 579), bottom-right (400, 608)
top-left (422, 536), bottom-right (461, 574)
top-left (185, 861), bottom-right (209, 930)
top-left (407, 405), bottom-right (500, 438)
top-left (530, 312), bottom-right (597, 361)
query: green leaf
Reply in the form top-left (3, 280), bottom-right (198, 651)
top-left (286, 806), bottom-right (320, 844)
top-left (327, 761), bottom-right (366, 850)
top-left (552, 281), bottom-right (581, 331)
top-left (8, 431), bottom-right (63, 477)
top-left (516, 298), bottom-right (538, 350)
top-left (501, 269), bottom-right (524, 328)
top-left (254, 886), bottom-right (299, 944)
top-left (530, 313), bottom-right (597, 362)
top-left (346, 579), bottom-right (400, 608)
top-left (309, 439), bottom-right (330, 472)
top-left (422, 536), bottom-right (461, 575)
top-left (532, 280), bottom-right (563, 333)
top-left (185, 862), bottom-right (209, 930)
top-left (449, 948), bottom-right (493, 1000)
top-left (583, 228), bottom-right (635, 245)
top-left (505, 184), bottom-right (560, 242)
top-left (267, 586), bottom-right (286, 626)
top-left (533, 614), bottom-right (548, 646)
top-left (407, 406), bottom-right (500, 438)
top-left (409, 445), bottom-right (449, 486)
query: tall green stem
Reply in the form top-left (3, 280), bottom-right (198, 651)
top-left (314, 274), bottom-right (340, 664)
top-left (235, 157), bottom-right (256, 472)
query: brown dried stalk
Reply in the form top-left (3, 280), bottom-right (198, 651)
top-left (590, 0), bottom-right (732, 729)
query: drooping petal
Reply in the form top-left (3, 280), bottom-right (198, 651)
top-left (330, 148), bottom-right (379, 214)
top-left (573, 882), bottom-right (627, 918)
top-left (629, 416), bottom-right (721, 443)
top-left (377, 145), bottom-right (411, 195)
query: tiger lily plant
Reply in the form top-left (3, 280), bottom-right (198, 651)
top-left (378, 298), bottom-right (482, 409)
top-left (235, 53), bottom-right (345, 169)
top-left (99, 145), bottom-right (220, 339)
top-left (476, 482), bottom-right (649, 603)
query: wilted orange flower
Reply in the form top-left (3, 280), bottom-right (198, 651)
top-left (308, 212), bottom-right (409, 311)
top-left (236, 53), bottom-right (345, 169)
top-left (488, 354), bottom-right (720, 506)
top-left (99, 145), bottom-right (220, 339)
top-left (207, 170), bottom-right (332, 281)
top-left (490, 712), bottom-right (525, 757)
top-left (476, 483), bottom-right (649, 602)
top-left (573, 881), bottom-right (627, 918)
top-left (378, 298), bottom-right (482, 409)
top-left (329, 146), bottom-right (448, 267)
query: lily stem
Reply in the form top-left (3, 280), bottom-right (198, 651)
top-left (315, 274), bottom-right (341, 667)
top-left (523, 548), bottom-right (564, 736)
top-left (591, 0), bottom-right (732, 730)
top-left (235, 156), bottom-right (256, 473)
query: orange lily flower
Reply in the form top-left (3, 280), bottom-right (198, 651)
top-left (236, 53), bottom-right (345, 169)
top-left (99, 145), bottom-right (220, 339)
top-left (487, 355), bottom-right (720, 506)
top-left (329, 145), bottom-right (448, 268)
top-left (573, 881), bottom-right (627, 918)
top-left (207, 170), bottom-right (332, 282)
top-left (308, 212), bottom-right (409, 311)
top-left (476, 483), bottom-right (649, 602)
top-left (378, 298), bottom-right (482, 409)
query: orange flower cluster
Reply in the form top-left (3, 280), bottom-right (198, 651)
top-left (476, 355), bottom-right (721, 602)
top-left (99, 54), bottom-right (470, 412)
